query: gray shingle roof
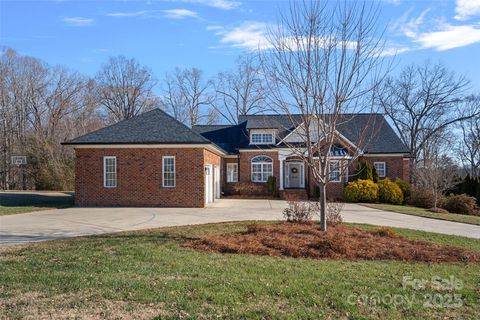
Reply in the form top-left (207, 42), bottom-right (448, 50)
top-left (209, 114), bottom-right (410, 154)
top-left (63, 109), bottom-right (211, 145)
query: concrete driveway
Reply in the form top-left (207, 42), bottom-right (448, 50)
top-left (1, 199), bottom-right (480, 246)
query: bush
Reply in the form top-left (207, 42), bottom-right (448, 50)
top-left (452, 175), bottom-right (480, 205)
top-left (395, 178), bottom-right (412, 203)
top-left (351, 161), bottom-right (379, 182)
top-left (283, 201), bottom-right (318, 223)
top-left (231, 182), bottom-right (267, 196)
top-left (327, 202), bottom-right (344, 225)
top-left (408, 188), bottom-right (435, 208)
top-left (343, 179), bottom-right (379, 203)
top-left (377, 178), bottom-right (404, 205)
top-left (266, 176), bottom-right (278, 197)
top-left (442, 194), bottom-right (480, 215)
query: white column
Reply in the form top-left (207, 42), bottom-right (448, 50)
top-left (279, 156), bottom-right (284, 190)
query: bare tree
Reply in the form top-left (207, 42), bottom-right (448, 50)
top-left (416, 135), bottom-right (458, 210)
top-left (95, 56), bottom-right (159, 123)
top-left (457, 100), bottom-right (480, 176)
top-left (376, 62), bottom-right (478, 165)
top-left (0, 48), bottom-right (103, 190)
top-left (213, 55), bottom-right (267, 124)
top-left (161, 67), bottom-right (216, 126)
top-left (161, 68), bottom-right (188, 124)
top-left (262, 1), bottom-right (387, 231)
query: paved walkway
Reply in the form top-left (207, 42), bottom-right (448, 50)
top-left (1, 199), bottom-right (480, 246)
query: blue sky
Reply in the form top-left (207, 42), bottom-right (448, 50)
top-left (1, 0), bottom-right (480, 90)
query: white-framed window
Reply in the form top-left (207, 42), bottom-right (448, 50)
top-left (250, 132), bottom-right (274, 144)
top-left (103, 156), bottom-right (117, 188)
top-left (374, 162), bottom-right (386, 178)
top-left (162, 156), bottom-right (175, 188)
top-left (251, 155), bottom-right (273, 182)
top-left (226, 163), bottom-right (238, 183)
top-left (329, 160), bottom-right (341, 182)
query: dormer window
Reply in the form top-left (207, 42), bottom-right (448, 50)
top-left (250, 130), bottom-right (275, 144)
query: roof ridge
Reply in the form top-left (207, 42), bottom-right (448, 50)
top-left (153, 108), bottom-right (212, 143)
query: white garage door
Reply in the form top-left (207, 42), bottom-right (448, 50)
top-left (205, 165), bottom-right (213, 204)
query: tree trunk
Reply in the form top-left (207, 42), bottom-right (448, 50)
top-left (319, 183), bottom-right (327, 231)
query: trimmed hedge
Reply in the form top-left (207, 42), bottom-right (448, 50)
top-left (344, 179), bottom-right (379, 203)
top-left (377, 178), bottom-right (404, 205)
top-left (395, 178), bottom-right (411, 203)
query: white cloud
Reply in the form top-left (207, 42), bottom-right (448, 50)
top-left (411, 23), bottom-right (480, 51)
top-left (63, 17), bottom-right (94, 26)
top-left (106, 9), bottom-right (198, 20)
top-left (162, 9), bottom-right (199, 19)
top-left (454, 0), bottom-right (480, 21)
top-left (206, 25), bottom-right (224, 31)
top-left (215, 21), bottom-right (272, 51)
top-left (377, 45), bottom-right (412, 57)
top-left (396, 9), bottom-right (480, 51)
top-left (107, 11), bottom-right (150, 18)
top-left (165, 0), bottom-right (240, 10)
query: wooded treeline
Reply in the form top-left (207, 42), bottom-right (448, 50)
top-left (0, 48), bottom-right (267, 190)
top-left (0, 44), bottom-right (479, 191)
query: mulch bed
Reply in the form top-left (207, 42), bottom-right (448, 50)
top-left (184, 223), bottom-right (480, 263)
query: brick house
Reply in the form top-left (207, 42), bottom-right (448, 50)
top-left (63, 109), bottom-right (411, 207)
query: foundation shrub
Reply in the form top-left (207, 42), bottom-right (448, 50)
top-left (343, 179), bottom-right (379, 203)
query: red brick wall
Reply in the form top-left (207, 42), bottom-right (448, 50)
top-left (308, 156), bottom-right (409, 200)
top-left (74, 148), bottom-right (206, 207)
top-left (235, 151), bottom-right (279, 194)
top-left (362, 156), bottom-right (406, 181)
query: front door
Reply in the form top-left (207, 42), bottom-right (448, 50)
top-left (286, 162), bottom-right (304, 188)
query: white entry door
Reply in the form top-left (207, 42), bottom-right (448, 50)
top-left (214, 165), bottom-right (221, 199)
top-left (285, 162), bottom-right (304, 188)
top-left (205, 165), bottom-right (213, 204)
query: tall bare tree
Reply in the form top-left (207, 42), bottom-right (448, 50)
top-left (376, 62), bottom-right (478, 164)
top-left (213, 55), bottom-right (267, 124)
top-left (416, 134), bottom-right (458, 210)
top-left (457, 101), bottom-right (480, 176)
top-left (161, 67), bottom-right (216, 126)
top-left (0, 48), bottom-right (102, 190)
top-left (95, 56), bottom-right (159, 123)
top-left (262, 0), bottom-right (387, 231)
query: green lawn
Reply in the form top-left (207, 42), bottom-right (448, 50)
top-left (361, 203), bottom-right (480, 226)
top-left (1, 221), bottom-right (479, 319)
top-left (0, 192), bottom-right (73, 216)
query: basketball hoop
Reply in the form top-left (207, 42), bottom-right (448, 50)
top-left (11, 155), bottom-right (27, 165)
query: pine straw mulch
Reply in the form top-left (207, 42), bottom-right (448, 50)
top-left (183, 223), bottom-right (480, 263)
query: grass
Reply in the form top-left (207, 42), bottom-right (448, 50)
top-left (0, 192), bottom-right (73, 216)
top-left (1, 221), bottom-right (479, 319)
top-left (361, 203), bottom-right (480, 226)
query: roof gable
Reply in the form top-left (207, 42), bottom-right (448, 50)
top-left (64, 109), bottom-right (211, 145)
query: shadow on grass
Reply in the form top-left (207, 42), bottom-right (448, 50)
top-left (0, 192), bottom-right (74, 208)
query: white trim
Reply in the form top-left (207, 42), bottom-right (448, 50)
top-left (328, 160), bottom-right (341, 183)
top-left (239, 149), bottom-right (279, 153)
top-left (364, 153), bottom-right (405, 157)
top-left (226, 163), bottom-right (238, 183)
top-left (72, 144), bottom-right (226, 156)
top-left (251, 155), bottom-right (274, 183)
top-left (374, 161), bottom-right (386, 178)
top-left (103, 156), bottom-right (117, 188)
top-left (162, 156), bottom-right (176, 188)
top-left (285, 161), bottom-right (305, 188)
top-left (250, 129), bottom-right (275, 145)
top-left (276, 117), bottom-right (360, 152)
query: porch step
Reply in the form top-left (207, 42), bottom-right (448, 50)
top-left (280, 189), bottom-right (308, 201)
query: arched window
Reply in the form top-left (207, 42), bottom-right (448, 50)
top-left (251, 156), bottom-right (273, 182)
